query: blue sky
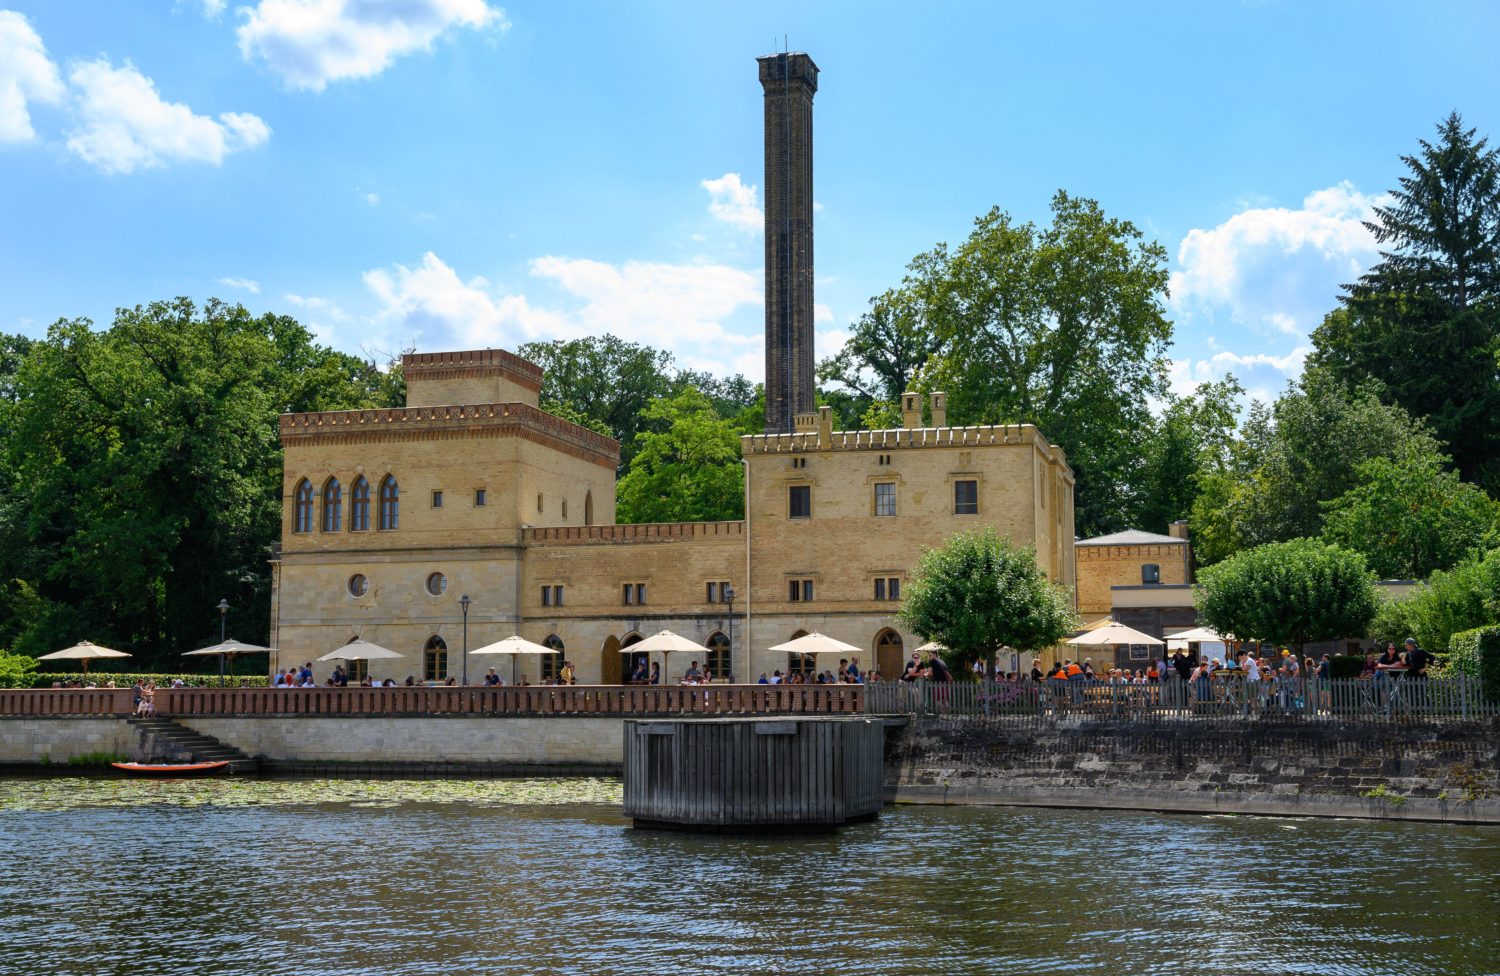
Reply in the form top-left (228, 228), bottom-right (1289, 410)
top-left (2, 1), bottom-right (1497, 407)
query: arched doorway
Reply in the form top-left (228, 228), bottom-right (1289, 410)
top-left (423, 635), bottom-right (448, 683)
top-left (601, 635), bottom-right (622, 684)
top-left (786, 629), bottom-right (813, 678)
top-left (875, 629), bottom-right (904, 680)
top-left (705, 631), bottom-right (730, 682)
top-left (621, 632), bottom-right (647, 683)
top-left (542, 634), bottom-right (564, 684)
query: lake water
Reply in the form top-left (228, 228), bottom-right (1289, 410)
top-left (2, 777), bottom-right (1498, 976)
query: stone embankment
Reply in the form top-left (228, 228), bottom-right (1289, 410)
top-left (887, 718), bottom-right (1500, 823)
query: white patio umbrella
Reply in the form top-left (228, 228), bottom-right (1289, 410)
top-left (1164, 626), bottom-right (1229, 645)
top-left (470, 635), bottom-right (558, 685)
top-left (915, 641), bottom-right (947, 652)
top-left (38, 640), bottom-right (131, 677)
top-left (1068, 623), bottom-right (1164, 647)
top-left (629, 630), bottom-right (713, 683)
top-left (768, 632), bottom-right (862, 677)
top-left (316, 638), bottom-right (404, 661)
top-left (183, 639), bottom-right (273, 687)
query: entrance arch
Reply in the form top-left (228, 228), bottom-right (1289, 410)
top-left (601, 635), bottom-right (622, 684)
top-left (874, 629), bottom-right (904, 679)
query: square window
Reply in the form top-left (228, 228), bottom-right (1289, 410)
top-left (789, 485), bottom-right (811, 519)
top-left (432, 490), bottom-right (444, 508)
top-left (954, 480), bottom-right (978, 515)
top-left (474, 489), bottom-right (486, 507)
top-left (874, 482), bottom-right (896, 516)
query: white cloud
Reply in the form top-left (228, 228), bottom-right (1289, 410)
top-left (201, 0), bottom-right (228, 17)
top-left (65, 58), bottom-right (270, 173)
top-left (702, 172), bottom-right (763, 231)
top-left (1168, 346), bottom-right (1309, 406)
top-left (0, 11), bottom-right (64, 143)
top-left (284, 293), bottom-right (349, 321)
top-left (237, 0), bottom-right (507, 91)
top-left (218, 276), bottom-right (261, 293)
top-left (814, 303), bottom-right (833, 323)
top-left (362, 251), bottom-right (763, 375)
top-left (364, 191), bottom-right (380, 205)
top-left (1169, 181), bottom-right (1383, 337)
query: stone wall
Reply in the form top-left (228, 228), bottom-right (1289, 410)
top-left (0, 717), bottom-right (135, 763)
top-left (888, 719), bottom-right (1500, 823)
top-left (187, 716), bottom-right (623, 766)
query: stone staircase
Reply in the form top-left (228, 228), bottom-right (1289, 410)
top-left (126, 716), bottom-right (258, 774)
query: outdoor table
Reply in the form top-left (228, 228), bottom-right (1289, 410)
top-left (1212, 669), bottom-right (1249, 712)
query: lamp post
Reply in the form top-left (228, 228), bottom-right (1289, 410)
top-left (459, 594), bottom-right (472, 686)
top-left (216, 598), bottom-right (229, 686)
top-left (723, 584), bottom-right (736, 683)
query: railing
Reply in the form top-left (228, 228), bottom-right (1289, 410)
top-left (865, 676), bottom-right (1499, 725)
top-left (0, 685), bottom-right (865, 718)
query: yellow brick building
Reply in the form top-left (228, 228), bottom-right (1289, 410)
top-left (271, 349), bottom-right (1077, 684)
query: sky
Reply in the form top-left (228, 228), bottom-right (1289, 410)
top-left (2, 0), bottom-right (1497, 408)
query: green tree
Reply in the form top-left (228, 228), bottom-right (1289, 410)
top-left (1309, 112), bottom-right (1500, 489)
top-left (898, 527), bottom-right (1077, 677)
top-left (1369, 549), bottom-right (1500, 652)
top-left (518, 336), bottom-right (675, 466)
top-left (0, 298), bottom-right (398, 666)
top-left (910, 191), bottom-right (1173, 535)
top-left (1190, 370), bottom-right (1442, 565)
top-left (1321, 451), bottom-right (1500, 579)
top-left (1132, 378), bottom-right (1243, 534)
top-left (1194, 538), bottom-right (1379, 654)
top-left (614, 388), bottom-right (744, 524)
top-left (817, 288), bottom-right (941, 427)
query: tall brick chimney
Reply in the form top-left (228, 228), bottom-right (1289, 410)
top-left (758, 51), bottom-right (818, 434)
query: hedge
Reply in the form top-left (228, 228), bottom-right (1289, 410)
top-left (1328, 655), bottom-right (1367, 679)
top-left (22, 673), bottom-right (272, 689)
top-left (1447, 625), bottom-right (1500, 704)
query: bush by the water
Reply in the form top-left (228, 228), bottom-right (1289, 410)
top-left (1447, 625), bottom-right (1500, 703)
top-left (23, 673), bottom-right (271, 689)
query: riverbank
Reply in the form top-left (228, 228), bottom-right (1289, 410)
top-left (887, 717), bottom-right (1500, 824)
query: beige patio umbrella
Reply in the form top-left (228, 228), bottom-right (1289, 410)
top-left (629, 630), bottom-right (713, 682)
top-left (915, 641), bottom-right (947, 652)
top-left (183, 639), bottom-right (274, 687)
top-left (470, 635), bottom-right (557, 685)
top-left (1164, 626), bottom-right (1229, 646)
top-left (316, 638), bottom-right (403, 661)
top-left (38, 640), bottom-right (131, 677)
top-left (1068, 623), bottom-right (1164, 647)
top-left (768, 632), bottom-right (862, 676)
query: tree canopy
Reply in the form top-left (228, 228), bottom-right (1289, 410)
top-left (1194, 538), bottom-right (1379, 653)
top-left (0, 299), bottom-right (399, 666)
top-left (898, 528), bottom-right (1077, 675)
top-left (614, 388), bottom-right (746, 524)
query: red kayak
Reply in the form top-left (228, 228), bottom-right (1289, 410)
top-left (111, 761), bottom-right (230, 776)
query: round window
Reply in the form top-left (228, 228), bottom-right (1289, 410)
top-left (426, 572), bottom-right (447, 596)
top-left (348, 574), bottom-right (368, 597)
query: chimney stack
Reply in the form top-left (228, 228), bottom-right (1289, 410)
top-left (929, 391), bottom-right (947, 428)
top-left (900, 392), bottom-right (922, 429)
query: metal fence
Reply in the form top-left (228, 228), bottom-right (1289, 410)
top-left (865, 675), bottom-right (1499, 725)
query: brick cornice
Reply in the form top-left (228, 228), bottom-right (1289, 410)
top-left (402, 348), bottom-right (543, 392)
top-left (279, 402), bottom-right (620, 468)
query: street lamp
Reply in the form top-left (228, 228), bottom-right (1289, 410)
top-left (723, 584), bottom-right (736, 684)
top-left (459, 594), bottom-right (472, 685)
top-left (216, 598), bottom-right (229, 687)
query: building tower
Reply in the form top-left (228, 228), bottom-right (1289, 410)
top-left (758, 51), bottom-right (819, 434)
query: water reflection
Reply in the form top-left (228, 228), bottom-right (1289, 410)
top-left (2, 779), bottom-right (1497, 975)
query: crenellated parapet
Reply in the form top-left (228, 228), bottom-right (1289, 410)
top-left (403, 348), bottom-right (543, 390)
top-left (740, 422), bottom-right (1072, 480)
top-left (523, 521), bottom-right (744, 546)
top-left (280, 402), bottom-right (620, 467)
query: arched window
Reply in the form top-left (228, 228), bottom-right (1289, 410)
top-left (584, 490), bottom-right (594, 526)
top-left (542, 634), bottom-right (564, 683)
top-left (706, 631), bottom-right (730, 682)
top-left (322, 478), bottom-right (342, 532)
top-left (293, 479), bottom-right (314, 533)
top-left (350, 476), bottom-right (371, 531)
top-left (875, 629), bottom-right (905, 680)
top-left (423, 635), bottom-right (448, 682)
top-left (378, 475), bottom-right (399, 530)
top-left (787, 629), bottom-right (813, 677)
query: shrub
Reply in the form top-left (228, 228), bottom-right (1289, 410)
top-left (25, 673), bottom-right (271, 689)
top-left (0, 651), bottom-right (40, 688)
top-left (1447, 625), bottom-right (1500, 703)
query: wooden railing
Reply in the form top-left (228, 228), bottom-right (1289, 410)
top-left (0, 685), bottom-right (865, 718)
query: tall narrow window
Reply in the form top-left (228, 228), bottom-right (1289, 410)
top-left (874, 482), bottom-right (896, 517)
top-left (378, 475), bottom-right (399, 530)
top-left (542, 635), bottom-right (564, 682)
top-left (423, 636), bottom-right (448, 683)
top-left (293, 479), bottom-right (314, 533)
top-left (954, 480), bottom-right (979, 515)
top-left (474, 489), bottom-right (486, 507)
top-left (789, 485), bottom-right (811, 519)
top-left (432, 490), bottom-right (444, 509)
top-left (350, 476), bottom-right (371, 531)
top-left (584, 490), bottom-right (594, 526)
top-left (706, 632), bottom-right (731, 682)
top-left (321, 478), bottom-right (342, 532)
top-left (542, 586), bottom-right (553, 607)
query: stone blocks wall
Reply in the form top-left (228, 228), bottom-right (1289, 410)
top-left (0, 718), bottom-right (135, 763)
top-left (890, 719), bottom-right (1500, 823)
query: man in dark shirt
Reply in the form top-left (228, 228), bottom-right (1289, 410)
top-left (1403, 638), bottom-right (1432, 677)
